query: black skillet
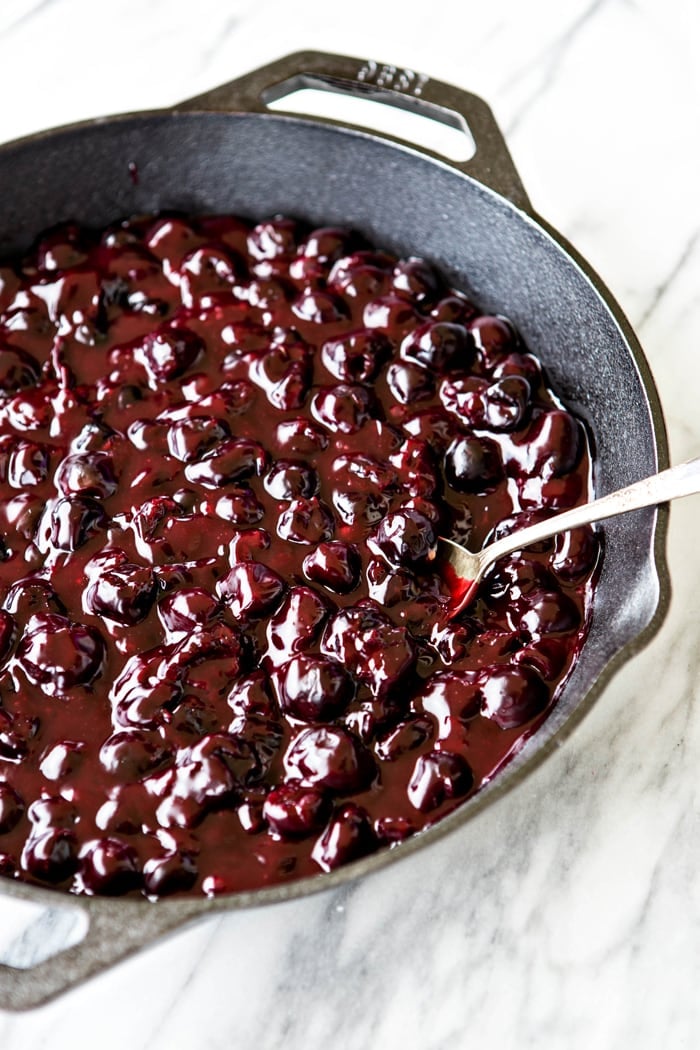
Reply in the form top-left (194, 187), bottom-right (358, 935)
top-left (0, 51), bottom-right (669, 1009)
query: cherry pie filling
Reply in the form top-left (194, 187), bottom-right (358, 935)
top-left (0, 214), bottom-right (599, 897)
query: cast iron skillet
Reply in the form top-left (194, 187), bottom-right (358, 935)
top-left (0, 51), bottom-right (669, 1009)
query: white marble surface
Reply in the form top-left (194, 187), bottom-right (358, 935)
top-left (0, 0), bottom-right (699, 1044)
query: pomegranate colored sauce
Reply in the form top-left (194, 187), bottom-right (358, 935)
top-left (0, 215), bottom-right (599, 897)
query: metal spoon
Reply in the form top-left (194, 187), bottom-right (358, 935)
top-left (432, 456), bottom-right (700, 618)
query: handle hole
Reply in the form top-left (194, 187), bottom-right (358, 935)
top-left (0, 897), bottom-right (88, 970)
top-left (264, 82), bottom-right (476, 163)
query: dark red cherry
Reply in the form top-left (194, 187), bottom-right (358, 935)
top-left (480, 665), bottom-right (549, 729)
top-left (96, 789), bottom-right (154, 835)
top-left (0, 268), bottom-right (20, 311)
top-left (166, 416), bottom-right (230, 462)
top-left (49, 496), bottom-right (107, 551)
top-left (401, 407), bottom-right (456, 449)
top-left (371, 508), bottom-right (435, 568)
top-left (276, 497), bottom-right (334, 545)
top-left (145, 216), bottom-right (202, 265)
top-left (80, 837), bottom-right (142, 895)
top-left (439, 375), bottom-right (489, 426)
top-left (35, 224), bottom-right (90, 271)
top-left (245, 277), bottom-right (293, 313)
top-left (265, 586), bottom-right (330, 668)
top-left (27, 795), bottom-right (78, 831)
top-left (275, 654), bottom-right (355, 723)
top-left (311, 802), bottom-right (376, 871)
top-left (7, 442), bottom-right (50, 488)
top-left (22, 828), bottom-right (79, 883)
top-left (0, 710), bottom-right (37, 761)
top-left (85, 564), bottom-right (157, 625)
top-left (155, 767), bottom-right (223, 830)
top-left (407, 750), bottom-right (474, 812)
top-left (217, 561), bottom-right (285, 618)
top-left (332, 489), bottom-right (390, 528)
top-left (491, 351), bottom-right (542, 384)
top-left (211, 488), bottom-right (263, 526)
top-left (228, 713), bottom-right (282, 780)
top-left (247, 218), bottom-right (302, 263)
top-left (391, 439), bottom-right (438, 498)
top-left (6, 387), bottom-right (53, 431)
top-left (0, 853), bottom-right (16, 878)
top-left (524, 410), bottom-right (583, 479)
top-left (415, 671), bottom-right (483, 728)
top-left (275, 417), bottom-right (329, 455)
top-left (99, 730), bottom-right (172, 779)
top-left (299, 227), bottom-right (361, 267)
top-left (113, 672), bottom-right (184, 731)
top-left (513, 637), bottom-right (568, 681)
top-left (198, 213), bottom-right (251, 251)
top-left (486, 554), bottom-right (556, 602)
top-left (431, 293), bottom-right (478, 325)
top-left (178, 245), bottom-right (242, 305)
top-left (0, 346), bottom-right (40, 396)
top-left (263, 783), bottom-right (330, 839)
top-left (444, 435), bottom-right (503, 493)
top-left (127, 417), bottom-right (169, 454)
top-left (321, 330), bottom-right (391, 383)
top-left (136, 326), bottom-right (204, 383)
top-left (285, 726), bottom-right (375, 793)
top-left (311, 384), bottom-right (373, 434)
top-left (332, 452), bottom-right (398, 494)
top-left (551, 526), bottom-right (600, 579)
top-left (328, 252), bottom-right (394, 300)
top-left (184, 732), bottom-right (261, 788)
top-left (250, 343), bottom-right (311, 411)
top-left (468, 314), bottom-right (518, 368)
top-left (185, 437), bottom-right (267, 487)
top-left (375, 716), bottom-right (434, 761)
top-left (228, 528), bottom-right (271, 562)
top-left (363, 295), bottom-right (421, 336)
top-left (392, 257), bottom-right (443, 303)
top-left (518, 590), bottom-right (581, 636)
top-left (0, 610), bottom-right (16, 664)
top-left (18, 614), bottom-right (105, 692)
top-left (292, 288), bottom-right (348, 325)
top-left (322, 604), bottom-right (415, 696)
top-left (142, 849), bottom-right (198, 895)
top-left (401, 321), bottom-right (472, 372)
top-left (374, 815), bottom-right (417, 843)
top-left (303, 541), bottom-right (360, 593)
top-left (386, 361), bottom-right (435, 405)
top-left (365, 559), bottom-right (419, 607)
top-left (482, 376), bottom-right (531, 432)
top-left (264, 460), bottom-right (319, 501)
top-left (39, 740), bottom-right (86, 781)
top-left (157, 587), bottom-right (219, 635)
top-left (132, 495), bottom-right (182, 543)
top-left (0, 782), bottom-right (24, 833)
top-left (227, 671), bottom-right (277, 719)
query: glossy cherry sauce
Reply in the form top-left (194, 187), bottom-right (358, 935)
top-left (0, 215), bottom-right (599, 897)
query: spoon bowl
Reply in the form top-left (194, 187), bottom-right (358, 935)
top-left (433, 456), bottom-right (700, 618)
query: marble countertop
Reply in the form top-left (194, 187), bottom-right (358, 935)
top-left (0, 0), bottom-right (699, 1045)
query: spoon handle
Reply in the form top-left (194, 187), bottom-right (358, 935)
top-left (479, 455), bottom-right (700, 572)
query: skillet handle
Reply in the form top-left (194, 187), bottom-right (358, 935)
top-left (0, 897), bottom-right (203, 1011)
top-left (177, 50), bottom-right (532, 212)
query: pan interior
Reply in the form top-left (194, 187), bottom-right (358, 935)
top-left (0, 109), bottom-right (664, 817)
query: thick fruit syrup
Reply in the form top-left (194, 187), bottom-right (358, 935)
top-left (0, 215), bottom-right (599, 897)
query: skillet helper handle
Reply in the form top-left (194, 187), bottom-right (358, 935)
top-left (177, 50), bottom-right (532, 212)
top-left (0, 898), bottom-right (204, 1011)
